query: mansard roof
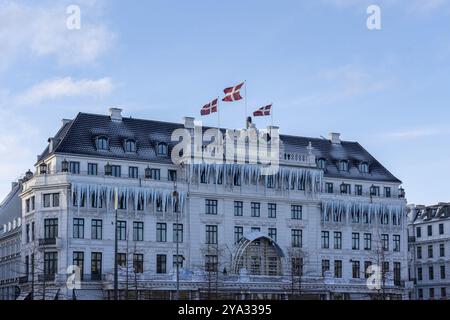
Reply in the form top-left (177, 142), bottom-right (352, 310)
top-left (0, 182), bottom-right (22, 236)
top-left (38, 112), bottom-right (401, 183)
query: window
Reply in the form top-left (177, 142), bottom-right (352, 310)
top-left (339, 160), bottom-right (348, 172)
top-left (133, 254), bottom-right (144, 274)
top-left (267, 203), bottom-right (277, 218)
top-left (205, 199), bottom-right (218, 215)
top-left (26, 199), bottom-right (30, 213)
top-left (44, 218), bottom-right (58, 239)
top-left (364, 233), bottom-right (372, 250)
top-left (150, 168), bottom-right (160, 180)
top-left (291, 205), bottom-right (302, 220)
top-left (359, 162), bottom-right (369, 173)
top-left (326, 183), bottom-right (333, 194)
top-left (234, 172), bottom-right (242, 186)
top-left (133, 222), bottom-right (144, 241)
top-left (205, 255), bottom-right (218, 272)
top-left (91, 252), bottom-right (102, 280)
top-left (428, 225), bottom-right (432, 236)
top-left (117, 253), bottom-right (127, 267)
top-left (173, 255), bottom-right (184, 270)
top-left (69, 162), bottom-right (80, 174)
top-left (394, 262), bottom-right (401, 286)
top-left (91, 220), bottom-right (102, 240)
top-left (334, 232), bottom-right (342, 249)
top-left (251, 227), bottom-right (260, 233)
top-left (340, 183), bottom-right (351, 194)
top-left (117, 221), bottom-right (126, 241)
top-left (200, 171), bottom-right (207, 184)
top-left (418, 289), bottom-right (423, 299)
top-left (157, 255), bottom-right (167, 274)
top-left (111, 165), bottom-right (121, 177)
top-left (317, 158), bottom-right (326, 169)
top-left (73, 218), bottom-right (84, 239)
top-left (440, 243), bottom-right (445, 257)
top-left (352, 261), bottom-right (360, 278)
top-left (173, 223), bottom-right (183, 243)
top-left (96, 137), bottom-right (108, 150)
top-left (322, 260), bottom-right (330, 277)
top-left (440, 265), bottom-right (446, 279)
top-left (382, 262), bottom-right (389, 275)
top-left (334, 260), bottom-right (342, 278)
top-left (206, 225), bottom-right (218, 244)
top-left (88, 163), bottom-right (98, 176)
top-left (125, 140), bottom-right (136, 153)
top-left (234, 201), bottom-right (243, 216)
top-left (44, 252), bottom-right (58, 276)
top-left (416, 227), bottom-right (422, 238)
top-left (129, 167), bottom-right (139, 179)
top-left (43, 193), bottom-right (59, 208)
top-left (441, 288), bottom-right (447, 298)
top-left (291, 229), bottom-right (302, 248)
top-left (364, 261), bottom-right (372, 279)
top-left (321, 231), bottom-right (330, 249)
top-left (370, 186), bottom-right (380, 197)
top-left (31, 196), bottom-right (35, 211)
top-left (234, 226), bottom-right (243, 244)
top-left (156, 223), bottom-right (167, 242)
top-left (251, 202), bottom-right (260, 217)
top-left (439, 223), bottom-right (444, 235)
top-left (418, 267), bottom-right (423, 281)
top-left (428, 245), bottom-right (433, 258)
top-left (429, 266), bottom-right (434, 280)
top-left (268, 228), bottom-right (277, 242)
top-left (157, 143), bottom-right (168, 156)
top-left (393, 235), bottom-right (401, 252)
top-left (26, 224), bottom-right (30, 243)
top-left (381, 234), bottom-right (389, 251)
top-left (31, 222), bottom-right (35, 241)
top-left (352, 233), bottom-right (360, 250)
top-left (429, 288), bottom-right (435, 299)
top-left (73, 252), bottom-right (84, 280)
top-left (355, 185), bottom-right (363, 196)
top-left (384, 187), bottom-right (391, 198)
top-left (168, 170), bottom-right (177, 182)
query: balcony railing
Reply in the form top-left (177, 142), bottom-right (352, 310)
top-left (38, 238), bottom-right (56, 246)
top-left (38, 274), bottom-right (56, 282)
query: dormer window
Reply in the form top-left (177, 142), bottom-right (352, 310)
top-left (359, 162), bottom-right (369, 173)
top-left (317, 158), bottom-right (327, 169)
top-left (338, 160), bottom-right (349, 172)
top-left (157, 143), bottom-right (168, 156)
top-left (125, 139), bottom-right (137, 153)
top-left (96, 137), bottom-right (109, 150)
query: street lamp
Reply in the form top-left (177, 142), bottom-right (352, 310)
top-left (39, 162), bottom-right (47, 175)
top-left (105, 163), bottom-right (112, 176)
top-left (61, 159), bottom-right (69, 173)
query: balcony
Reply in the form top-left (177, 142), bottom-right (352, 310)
top-left (38, 238), bottom-right (56, 246)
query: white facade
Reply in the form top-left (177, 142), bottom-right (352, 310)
top-left (18, 109), bottom-right (408, 300)
top-left (407, 203), bottom-right (450, 300)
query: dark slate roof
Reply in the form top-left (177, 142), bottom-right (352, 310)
top-left (0, 183), bottom-right (22, 234)
top-left (38, 112), bottom-right (401, 183)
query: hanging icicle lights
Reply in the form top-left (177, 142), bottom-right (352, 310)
top-left (71, 183), bottom-right (187, 213)
top-left (321, 200), bottom-right (405, 225)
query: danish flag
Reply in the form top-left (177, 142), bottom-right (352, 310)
top-left (253, 104), bottom-right (272, 117)
top-left (222, 82), bottom-right (244, 102)
top-left (200, 99), bottom-right (218, 116)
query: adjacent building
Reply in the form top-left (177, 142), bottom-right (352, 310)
top-left (407, 203), bottom-right (450, 300)
top-left (18, 108), bottom-right (408, 300)
top-left (0, 180), bottom-right (23, 300)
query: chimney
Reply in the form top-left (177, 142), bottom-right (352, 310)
top-left (183, 116), bottom-right (195, 129)
top-left (61, 119), bottom-right (71, 127)
top-left (25, 169), bottom-right (33, 181)
top-left (329, 132), bottom-right (341, 144)
top-left (109, 107), bottom-right (123, 122)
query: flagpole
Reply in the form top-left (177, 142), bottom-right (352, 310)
top-left (244, 80), bottom-right (248, 120)
top-left (217, 97), bottom-right (221, 132)
top-left (271, 103), bottom-right (274, 128)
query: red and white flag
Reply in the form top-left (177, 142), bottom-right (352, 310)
top-left (253, 104), bottom-right (272, 117)
top-left (200, 99), bottom-right (218, 116)
top-left (222, 82), bottom-right (244, 102)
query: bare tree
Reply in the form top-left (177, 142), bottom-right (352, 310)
top-left (287, 247), bottom-right (309, 299)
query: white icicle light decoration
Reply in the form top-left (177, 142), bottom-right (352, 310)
top-left (186, 163), bottom-right (324, 193)
top-left (321, 200), bottom-right (404, 225)
top-left (71, 183), bottom-right (186, 213)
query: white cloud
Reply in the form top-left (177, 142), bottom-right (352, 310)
top-left (0, 1), bottom-right (114, 69)
top-left (17, 77), bottom-right (113, 105)
top-left (374, 127), bottom-right (450, 141)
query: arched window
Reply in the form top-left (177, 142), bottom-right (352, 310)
top-left (338, 160), bottom-right (349, 172)
top-left (96, 137), bottom-right (109, 150)
top-left (157, 143), bottom-right (168, 156)
top-left (317, 158), bottom-right (327, 169)
top-left (125, 139), bottom-right (136, 153)
top-left (359, 162), bottom-right (369, 173)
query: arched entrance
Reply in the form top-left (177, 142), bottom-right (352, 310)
top-left (232, 232), bottom-right (284, 276)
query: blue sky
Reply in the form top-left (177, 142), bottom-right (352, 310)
top-left (0, 0), bottom-right (449, 205)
